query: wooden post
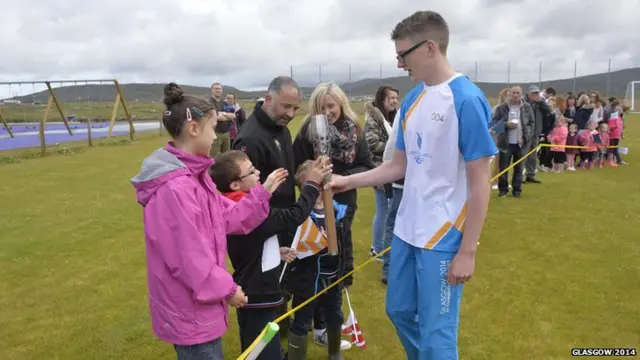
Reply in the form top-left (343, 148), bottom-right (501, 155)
top-left (107, 93), bottom-right (121, 138)
top-left (87, 117), bottom-right (93, 147)
top-left (45, 82), bottom-right (72, 136)
top-left (0, 110), bottom-right (13, 138)
top-left (322, 187), bottom-right (339, 255)
top-left (113, 79), bottom-right (134, 141)
top-left (39, 96), bottom-right (53, 156)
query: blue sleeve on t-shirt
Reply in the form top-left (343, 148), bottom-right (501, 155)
top-left (396, 116), bottom-right (405, 151)
top-left (450, 77), bottom-right (498, 162)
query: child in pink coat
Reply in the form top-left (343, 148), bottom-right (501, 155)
top-left (130, 83), bottom-right (288, 360)
top-left (548, 116), bottom-right (568, 173)
top-left (579, 120), bottom-right (598, 169)
top-left (606, 101), bottom-right (623, 167)
top-left (565, 123), bottom-right (580, 171)
top-left (596, 123), bottom-right (610, 168)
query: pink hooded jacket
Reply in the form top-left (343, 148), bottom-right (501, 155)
top-left (548, 124), bottom-right (568, 152)
top-left (130, 143), bottom-right (271, 346)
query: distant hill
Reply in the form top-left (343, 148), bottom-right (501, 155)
top-left (351, 67), bottom-right (639, 100)
top-left (9, 67), bottom-right (639, 103)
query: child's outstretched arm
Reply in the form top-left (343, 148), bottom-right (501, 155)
top-left (152, 183), bottom-right (238, 303)
top-left (250, 182), bottom-right (322, 245)
top-left (219, 184), bottom-right (272, 235)
top-left (219, 168), bottom-right (288, 235)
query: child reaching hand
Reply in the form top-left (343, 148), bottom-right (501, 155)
top-left (286, 160), bottom-right (353, 360)
top-left (130, 83), bottom-right (286, 360)
top-left (548, 115), bottom-right (568, 173)
top-left (209, 151), bottom-right (332, 360)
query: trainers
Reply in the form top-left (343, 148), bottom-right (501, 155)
top-left (313, 329), bottom-right (352, 350)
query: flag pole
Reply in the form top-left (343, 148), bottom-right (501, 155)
top-left (344, 288), bottom-right (359, 343)
top-left (279, 225), bottom-right (302, 283)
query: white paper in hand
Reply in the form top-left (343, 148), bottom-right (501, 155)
top-left (261, 236), bottom-right (281, 272)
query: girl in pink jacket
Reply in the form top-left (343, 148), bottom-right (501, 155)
top-left (578, 120), bottom-right (598, 169)
top-left (130, 83), bottom-right (287, 360)
top-left (548, 116), bottom-right (568, 173)
top-left (606, 101), bottom-right (623, 167)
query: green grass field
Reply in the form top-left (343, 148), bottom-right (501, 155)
top-left (1, 110), bottom-right (639, 360)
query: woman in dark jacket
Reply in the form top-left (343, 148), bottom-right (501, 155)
top-left (574, 93), bottom-right (594, 130)
top-left (363, 85), bottom-right (398, 257)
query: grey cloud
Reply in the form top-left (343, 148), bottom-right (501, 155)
top-left (0, 0), bottom-right (638, 92)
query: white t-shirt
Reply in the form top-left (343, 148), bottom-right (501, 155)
top-left (395, 74), bottom-right (497, 252)
top-left (383, 111), bottom-right (403, 189)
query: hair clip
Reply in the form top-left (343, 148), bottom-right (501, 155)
top-left (191, 107), bottom-right (204, 118)
top-left (186, 108), bottom-right (193, 122)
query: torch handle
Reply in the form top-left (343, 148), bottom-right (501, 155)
top-left (322, 190), bottom-right (339, 255)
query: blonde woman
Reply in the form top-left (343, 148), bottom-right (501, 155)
top-left (574, 93), bottom-right (594, 130)
top-left (589, 91), bottom-right (605, 124)
top-left (290, 82), bottom-right (373, 358)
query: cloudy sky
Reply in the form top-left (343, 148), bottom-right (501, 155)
top-left (1, 0), bottom-right (638, 96)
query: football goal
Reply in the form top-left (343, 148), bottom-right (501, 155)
top-left (624, 81), bottom-right (640, 114)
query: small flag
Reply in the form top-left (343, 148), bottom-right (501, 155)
top-left (342, 289), bottom-right (366, 348)
top-left (292, 217), bottom-right (327, 259)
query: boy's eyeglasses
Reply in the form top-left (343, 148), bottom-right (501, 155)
top-left (396, 40), bottom-right (428, 63)
top-left (238, 166), bottom-right (256, 180)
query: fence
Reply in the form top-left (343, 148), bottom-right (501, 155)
top-left (0, 80), bottom-right (143, 155)
top-left (196, 58), bottom-right (637, 100)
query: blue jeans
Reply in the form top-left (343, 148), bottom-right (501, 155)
top-left (386, 236), bottom-right (463, 360)
top-left (371, 187), bottom-right (390, 253)
top-left (382, 187), bottom-right (403, 280)
top-left (174, 338), bottom-right (223, 360)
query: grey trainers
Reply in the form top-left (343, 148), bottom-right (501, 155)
top-left (313, 329), bottom-right (352, 350)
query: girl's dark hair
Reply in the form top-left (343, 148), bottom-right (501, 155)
top-left (372, 85), bottom-right (400, 120)
top-left (162, 82), bottom-right (216, 138)
top-left (209, 150), bottom-right (249, 193)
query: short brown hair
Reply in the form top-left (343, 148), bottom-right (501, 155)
top-left (391, 11), bottom-right (449, 54)
top-left (209, 150), bottom-right (249, 193)
top-left (295, 160), bottom-right (315, 189)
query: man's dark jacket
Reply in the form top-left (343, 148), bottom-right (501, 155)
top-left (232, 101), bottom-right (297, 246)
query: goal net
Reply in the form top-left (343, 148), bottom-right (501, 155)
top-left (624, 81), bottom-right (640, 113)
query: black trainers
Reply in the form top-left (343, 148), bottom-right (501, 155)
top-left (525, 177), bottom-right (541, 184)
top-left (512, 192), bottom-right (521, 198)
top-left (498, 192), bottom-right (508, 197)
